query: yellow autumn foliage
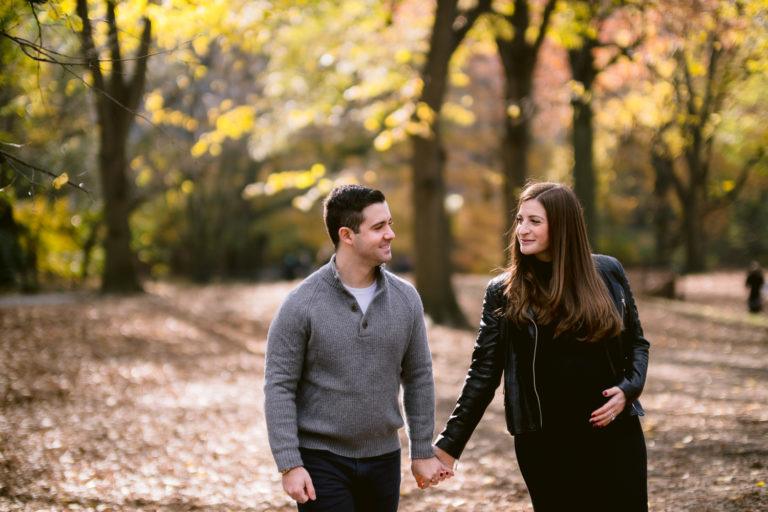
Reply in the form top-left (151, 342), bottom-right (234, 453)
top-left (52, 173), bottom-right (69, 190)
top-left (442, 102), bottom-right (475, 127)
top-left (214, 106), bottom-right (256, 140)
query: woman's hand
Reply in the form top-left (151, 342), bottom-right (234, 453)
top-left (411, 456), bottom-right (453, 489)
top-left (433, 446), bottom-right (457, 472)
top-left (590, 386), bottom-right (626, 428)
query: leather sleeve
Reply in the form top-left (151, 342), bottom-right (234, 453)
top-left (614, 259), bottom-right (650, 403)
top-left (434, 280), bottom-right (506, 459)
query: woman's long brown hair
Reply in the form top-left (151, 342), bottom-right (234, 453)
top-left (502, 182), bottom-right (622, 341)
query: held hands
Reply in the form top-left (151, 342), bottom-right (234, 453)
top-left (411, 454), bottom-right (454, 490)
top-left (433, 446), bottom-right (456, 473)
top-left (282, 466), bottom-right (316, 504)
top-left (590, 386), bottom-right (627, 428)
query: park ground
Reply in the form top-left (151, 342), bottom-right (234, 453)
top-left (1, 271), bottom-right (766, 511)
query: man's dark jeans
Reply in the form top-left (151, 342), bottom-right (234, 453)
top-left (297, 447), bottom-right (401, 512)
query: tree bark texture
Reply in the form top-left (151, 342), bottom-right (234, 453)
top-left (410, 0), bottom-right (490, 327)
top-left (650, 149), bottom-right (675, 267)
top-left (568, 40), bottom-right (598, 248)
top-left (77, 0), bottom-right (150, 292)
top-left (496, 0), bottom-right (557, 262)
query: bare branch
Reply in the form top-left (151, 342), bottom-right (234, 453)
top-left (653, 130), bottom-right (686, 201)
top-left (707, 148), bottom-right (766, 212)
top-left (599, 34), bottom-right (646, 70)
top-left (105, 1), bottom-right (124, 84)
top-left (26, 0), bottom-right (44, 49)
top-left (532, 0), bottom-right (558, 57)
top-left (1, 30), bottom-right (195, 65)
top-left (676, 49), bottom-right (698, 120)
top-left (699, 32), bottom-right (722, 125)
top-left (127, 17), bottom-right (152, 112)
top-left (2, 32), bottom-right (170, 137)
top-left (669, 67), bottom-right (687, 118)
top-left (0, 148), bottom-right (92, 195)
top-left (58, 59), bottom-right (164, 133)
top-left (450, 0), bottom-right (492, 55)
top-left (76, 0), bottom-right (105, 94)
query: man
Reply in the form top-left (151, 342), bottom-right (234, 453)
top-left (264, 185), bottom-right (450, 511)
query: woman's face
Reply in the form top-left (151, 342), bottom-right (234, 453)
top-left (516, 199), bottom-right (551, 261)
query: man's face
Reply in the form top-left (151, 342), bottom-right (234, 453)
top-left (349, 201), bottom-right (395, 265)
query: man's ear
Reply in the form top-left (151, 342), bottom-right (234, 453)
top-left (338, 226), bottom-right (355, 246)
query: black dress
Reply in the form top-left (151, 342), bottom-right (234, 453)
top-left (513, 260), bottom-right (648, 512)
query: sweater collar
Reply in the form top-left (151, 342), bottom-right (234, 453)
top-left (325, 254), bottom-right (387, 291)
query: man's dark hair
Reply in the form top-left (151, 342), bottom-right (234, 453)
top-left (323, 185), bottom-right (386, 247)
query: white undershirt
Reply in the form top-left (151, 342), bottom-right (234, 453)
top-left (343, 281), bottom-right (378, 314)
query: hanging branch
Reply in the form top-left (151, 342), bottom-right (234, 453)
top-left (449, 0), bottom-right (493, 54)
top-left (0, 148), bottom-right (92, 195)
top-left (0, 31), bottom-right (191, 66)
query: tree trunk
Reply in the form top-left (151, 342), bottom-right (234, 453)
top-left (496, 0), bottom-right (556, 262)
top-left (411, 127), bottom-right (466, 327)
top-left (679, 126), bottom-right (707, 272)
top-left (499, 110), bottom-right (530, 249)
top-left (0, 195), bottom-right (23, 289)
top-left (77, 0), bottom-right (150, 293)
top-left (682, 181), bottom-right (707, 273)
top-left (568, 43), bottom-right (598, 248)
top-left (497, 53), bottom-right (533, 259)
top-left (571, 99), bottom-right (595, 244)
top-left (79, 218), bottom-right (101, 282)
top-left (650, 150), bottom-right (675, 266)
top-left (410, 0), bottom-right (479, 328)
top-left (98, 112), bottom-right (142, 292)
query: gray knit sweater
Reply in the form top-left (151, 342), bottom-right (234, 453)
top-left (264, 257), bottom-right (436, 472)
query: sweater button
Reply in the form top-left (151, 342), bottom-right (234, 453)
top-left (362, 321), bottom-right (368, 329)
top-left (351, 304), bottom-right (358, 312)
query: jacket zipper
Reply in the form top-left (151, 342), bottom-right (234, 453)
top-left (620, 289), bottom-right (626, 317)
top-left (530, 318), bottom-right (543, 428)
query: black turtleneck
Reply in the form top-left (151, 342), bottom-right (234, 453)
top-left (528, 256), bottom-right (552, 287)
top-left (526, 257), bottom-right (616, 431)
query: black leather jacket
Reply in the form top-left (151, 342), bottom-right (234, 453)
top-left (435, 254), bottom-right (650, 459)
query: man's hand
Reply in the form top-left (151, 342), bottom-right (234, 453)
top-left (282, 466), bottom-right (316, 504)
top-left (411, 456), bottom-right (453, 489)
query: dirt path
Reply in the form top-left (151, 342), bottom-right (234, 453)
top-left (1, 275), bottom-right (766, 511)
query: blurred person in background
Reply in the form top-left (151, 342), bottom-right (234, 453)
top-left (746, 261), bottom-right (764, 313)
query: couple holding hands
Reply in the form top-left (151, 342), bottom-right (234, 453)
top-left (265, 182), bottom-right (649, 511)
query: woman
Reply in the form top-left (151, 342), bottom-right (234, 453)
top-left (434, 182), bottom-right (650, 511)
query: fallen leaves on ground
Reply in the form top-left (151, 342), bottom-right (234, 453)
top-left (1, 273), bottom-right (766, 511)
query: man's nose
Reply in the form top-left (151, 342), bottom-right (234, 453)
top-left (385, 226), bottom-right (395, 239)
